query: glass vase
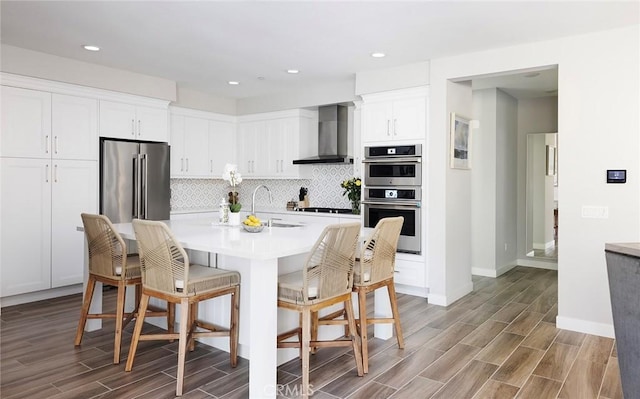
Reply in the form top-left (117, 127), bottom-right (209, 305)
top-left (351, 200), bottom-right (360, 215)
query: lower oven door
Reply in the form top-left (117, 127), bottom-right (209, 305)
top-left (362, 200), bottom-right (421, 254)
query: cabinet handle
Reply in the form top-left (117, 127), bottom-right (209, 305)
top-left (45, 135), bottom-right (49, 154)
top-left (138, 120), bottom-right (141, 136)
top-left (54, 164), bottom-right (58, 183)
top-left (131, 119), bottom-right (135, 136)
top-left (280, 160), bottom-right (284, 172)
top-left (186, 158), bottom-right (189, 172)
top-left (45, 164), bottom-right (49, 183)
top-left (54, 136), bottom-right (58, 154)
top-left (387, 120), bottom-right (391, 136)
top-left (180, 158), bottom-right (184, 172)
top-left (393, 118), bottom-right (397, 136)
top-left (210, 160), bottom-right (213, 173)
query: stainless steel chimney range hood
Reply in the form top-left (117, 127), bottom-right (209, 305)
top-left (293, 104), bottom-right (352, 165)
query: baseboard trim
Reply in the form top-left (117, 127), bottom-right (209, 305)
top-left (395, 284), bottom-right (429, 298)
top-left (0, 284), bottom-right (83, 308)
top-left (428, 281), bottom-right (474, 306)
top-left (517, 258), bottom-right (558, 269)
top-left (556, 315), bottom-right (615, 338)
top-left (472, 263), bottom-right (517, 278)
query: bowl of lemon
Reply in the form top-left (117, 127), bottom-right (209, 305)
top-left (242, 215), bottom-right (264, 233)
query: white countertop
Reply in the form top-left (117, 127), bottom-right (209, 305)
top-left (170, 206), bottom-right (361, 220)
top-left (114, 217), bottom-right (335, 260)
top-left (605, 243), bottom-right (640, 258)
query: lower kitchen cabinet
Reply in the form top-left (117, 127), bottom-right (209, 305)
top-left (0, 157), bottom-right (98, 297)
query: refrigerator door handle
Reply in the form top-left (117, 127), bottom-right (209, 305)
top-left (132, 154), bottom-right (140, 219)
top-left (141, 153), bottom-right (148, 219)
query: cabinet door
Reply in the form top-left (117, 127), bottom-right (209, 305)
top-left (170, 114), bottom-right (186, 177)
top-left (361, 101), bottom-right (393, 143)
top-left (264, 119), bottom-right (284, 176)
top-left (0, 158), bottom-right (52, 296)
top-left (51, 160), bottom-right (98, 288)
top-left (99, 100), bottom-right (137, 139)
top-left (183, 117), bottom-right (210, 177)
top-left (392, 97), bottom-right (426, 140)
top-left (136, 105), bottom-right (168, 142)
top-left (1, 86), bottom-right (52, 158)
top-left (52, 94), bottom-right (98, 160)
top-left (209, 120), bottom-right (235, 177)
top-left (236, 121), bottom-right (261, 177)
top-left (275, 118), bottom-right (299, 177)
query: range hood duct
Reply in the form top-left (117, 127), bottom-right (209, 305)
top-left (293, 104), bottom-right (352, 164)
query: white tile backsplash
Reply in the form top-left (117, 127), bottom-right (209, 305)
top-left (171, 164), bottom-right (357, 211)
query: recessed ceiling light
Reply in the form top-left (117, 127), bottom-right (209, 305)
top-left (371, 52), bottom-right (386, 58)
top-left (83, 45), bottom-right (100, 52)
top-left (228, 81), bottom-right (240, 85)
top-left (287, 69), bottom-right (299, 74)
top-left (524, 72), bottom-right (540, 78)
top-left (257, 76), bottom-right (265, 80)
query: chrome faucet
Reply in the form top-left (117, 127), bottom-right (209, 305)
top-left (251, 185), bottom-right (273, 216)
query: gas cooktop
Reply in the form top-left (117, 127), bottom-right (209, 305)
top-left (295, 207), bottom-right (353, 214)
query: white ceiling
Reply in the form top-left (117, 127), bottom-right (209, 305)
top-left (1, 1), bottom-right (637, 100)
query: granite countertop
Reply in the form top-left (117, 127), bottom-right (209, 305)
top-left (605, 243), bottom-right (640, 258)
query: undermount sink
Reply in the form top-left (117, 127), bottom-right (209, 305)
top-left (267, 221), bottom-right (304, 228)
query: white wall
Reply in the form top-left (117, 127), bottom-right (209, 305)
top-left (236, 79), bottom-right (358, 115)
top-left (175, 86), bottom-right (237, 115)
top-left (470, 88), bottom-right (518, 278)
top-left (429, 25), bottom-right (639, 337)
top-left (471, 89), bottom-right (498, 276)
top-left (495, 90), bottom-right (518, 272)
top-left (355, 61), bottom-right (430, 95)
top-left (0, 44), bottom-right (176, 101)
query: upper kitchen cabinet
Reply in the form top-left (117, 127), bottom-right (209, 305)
top-left (100, 100), bottom-right (168, 142)
top-left (361, 86), bottom-right (428, 144)
top-left (237, 109), bottom-right (316, 179)
top-left (170, 107), bottom-right (236, 178)
top-left (1, 86), bottom-right (51, 159)
top-left (1, 86), bottom-right (98, 160)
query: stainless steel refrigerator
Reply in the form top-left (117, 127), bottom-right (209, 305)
top-left (100, 139), bottom-right (170, 223)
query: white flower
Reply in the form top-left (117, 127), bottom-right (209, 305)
top-left (222, 163), bottom-right (242, 187)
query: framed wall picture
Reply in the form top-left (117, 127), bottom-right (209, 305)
top-left (450, 112), bottom-right (471, 169)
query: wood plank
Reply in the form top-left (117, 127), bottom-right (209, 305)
top-left (431, 360), bottom-right (498, 399)
top-left (532, 342), bottom-right (580, 381)
top-left (491, 346), bottom-right (545, 387)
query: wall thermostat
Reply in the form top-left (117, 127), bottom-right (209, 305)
top-left (607, 170), bottom-right (626, 183)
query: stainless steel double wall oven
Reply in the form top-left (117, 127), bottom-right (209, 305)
top-left (362, 144), bottom-right (422, 254)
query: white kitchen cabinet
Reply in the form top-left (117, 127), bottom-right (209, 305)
top-left (51, 160), bottom-right (98, 287)
top-left (100, 100), bottom-right (168, 142)
top-left (237, 109), bottom-right (316, 179)
top-left (170, 114), bottom-right (210, 177)
top-left (0, 158), bottom-right (97, 297)
top-left (236, 120), bottom-right (268, 177)
top-left (1, 87), bottom-right (98, 160)
top-left (361, 86), bottom-right (428, 143)
top-left (208, 119), bottom-right (235, 176)
top-left (1, 86), bottom-right (52, 158)
top-left (170, 107), bottom-right (236, 178)
top-left (52, 94), bottom-right (99, 160)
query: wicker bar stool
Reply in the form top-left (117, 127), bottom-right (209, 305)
top-left (74, 213), bottom-right (171, 364)
top-left (126, 219), bottom-right (240, 397)
top-left (316, 216), bottom-right (405, 373)
top-left (277, 222), bottom-right (363, 397)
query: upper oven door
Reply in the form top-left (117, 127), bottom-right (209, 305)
top-left (363, 157), bottom-right (421, 186)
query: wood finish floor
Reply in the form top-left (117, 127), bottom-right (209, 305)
top-left (0, 266), bottom-right (623, 399)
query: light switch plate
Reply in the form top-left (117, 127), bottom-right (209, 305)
top-left (581, 205), bottom-right (609, 219)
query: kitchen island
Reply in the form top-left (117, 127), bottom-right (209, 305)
top-left (104, 217), bottom-right (347, 398)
